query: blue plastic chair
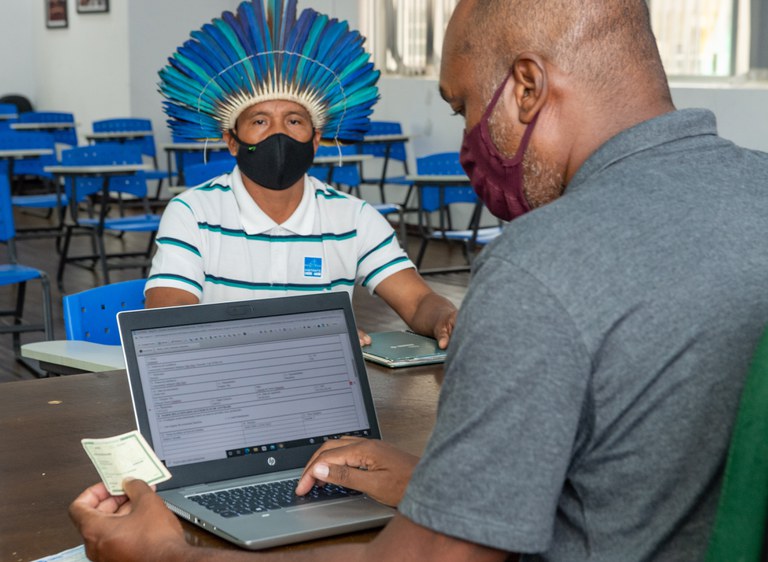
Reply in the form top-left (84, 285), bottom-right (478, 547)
top-left (170, 133), bottom-right (237, 186)
top-left (415, 152), bottom-right (502, 268)
top-left (309, 144), bottom-right (362, 193)
top-left (360, 121), bottom-right (412, 204)
top-left (183, 156), bottom-right (236, 187)
top-left (56, 144), bottom-right (161, 289)
top-left (0, 103), bottom-right (18, 131)
top-left (63, 279), bottom-right (146, 345)
top-left (16, 111), bottom-right (77, 147)
top-left (0, 131), bottom-right (66, 241)
top-left (310, 145), bottom-right (407, 244)
top-left (0, 172), bottom-right (54, 375)
top-left (92, 118), bottom-right (173, 199)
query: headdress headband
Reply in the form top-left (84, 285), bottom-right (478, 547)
top-left (158, 0), bottom-right (380, 143)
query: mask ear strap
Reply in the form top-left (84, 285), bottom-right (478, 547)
top-left (482, 68), bottom-right (515, 121)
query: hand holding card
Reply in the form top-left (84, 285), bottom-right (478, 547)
top-left (81, 430), bottom-right (171, 495)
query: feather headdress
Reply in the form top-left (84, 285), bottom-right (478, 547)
top-left (158, 0), bottom-right (380, 143)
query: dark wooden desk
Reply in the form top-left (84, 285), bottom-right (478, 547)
top-left (0, 363), bottom-right (443, 561)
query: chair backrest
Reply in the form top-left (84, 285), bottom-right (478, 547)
top-left (184, 157), bottom-right (236, 187)
top-left (309, 144), bottom-right (361, 187)
top-left (171, 133), bottom-right (235, 172)
top-left (0, 94), bottom-right (34, 114)
top-left (363, 121), bottom-right (407, 163)
top-left (416, 152), bottom-right (476, 213)
top-left (0, 103), bottom-right (18, 116)
top-left (17, 111), bottom-right (77, 146)
top-left (0, 169), bottom-right (16, 244)
top-left (61, 143), bottom-right (147, 200)
top-left (0, 130), bottom-right (58, 179)
top-left (705, 327), bottom-right (768, 562)
top-left (93, 118), bottom-right (157, 159)
top-left (63, 279), bottom-right (147, 344)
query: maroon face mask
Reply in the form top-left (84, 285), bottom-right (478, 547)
top-left (459, 72), bottom-right (539, 221)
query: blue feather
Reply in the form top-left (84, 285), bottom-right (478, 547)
top-left (159, 0), bottom-right (379, 142)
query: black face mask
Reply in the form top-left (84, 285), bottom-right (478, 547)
top-left (229, 130), bottom-right (315, 190)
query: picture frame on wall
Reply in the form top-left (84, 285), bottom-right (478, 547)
top-left (77, 0), bottom-right (109, 14)
top-left (46, 0), bottom-right (68, 29)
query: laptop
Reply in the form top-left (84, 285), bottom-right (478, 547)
top-left (117, 292), bottom-right (395, 550)
top-left (362, 331), bottom-right (447, 368)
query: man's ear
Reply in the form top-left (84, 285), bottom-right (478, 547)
top-left (222, 129), bottom-right (239, 157)
top-left (312, 129), bottom-right (322, 153)
top-left (510, 52), bottom-right (549, 124)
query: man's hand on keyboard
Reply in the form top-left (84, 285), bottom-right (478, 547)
top-left (296, 437), bottom-right (419, 507)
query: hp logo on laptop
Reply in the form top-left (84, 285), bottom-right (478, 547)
top-left (267, 457), bottom-right (276, 466)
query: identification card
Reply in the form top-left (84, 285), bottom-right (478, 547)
top-left (81, 430), bottom-right (171, 495)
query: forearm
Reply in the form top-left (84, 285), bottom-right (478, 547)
top-left (406, 292), bottom-right (456, 337)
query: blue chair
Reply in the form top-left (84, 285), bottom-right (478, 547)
top-left (171, 133), bottom-right (237, 186)
top-left (0, 103), bottom-right (18, 131)
top-left (360, 120), bottom-right (412, 205)
top-left (310, 145), bottom-right (407, 245)
top-left (309, 144), bottom-right (363, 193)
top-left (0, 172), bottom-right (54, 375)
top-left (0, 94), bottom-right (33, 114)
top-left (56, 144), bottom-right (161, 289)
top-left (16, 111), bottom-right (77, 147)
top-left (0, 131), bottom-right (66, 241)
top-left (92, 118), bottom-right (173, 200)
top-left (183, 156), bottom-right (236, 187)
top-left (63, 279), bottom-right (146, 345)
top-left (414, 152), bottom-right (502, 269)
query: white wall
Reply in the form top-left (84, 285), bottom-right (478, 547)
top-left (0, 3), bottom-right (38, 104)
top-left (32, 0), bottom-right (131, 143)
top-left (2, 1), bottom-right (767, 164)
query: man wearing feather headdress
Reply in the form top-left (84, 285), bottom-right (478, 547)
top-left (143, 0), bottom-right (457, 348)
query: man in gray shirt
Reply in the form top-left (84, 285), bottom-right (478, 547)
top-left (69, 0), bottom-right (768, 560)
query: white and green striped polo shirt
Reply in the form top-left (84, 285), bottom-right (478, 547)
top-left (146, 168), bottom-right (413, 303)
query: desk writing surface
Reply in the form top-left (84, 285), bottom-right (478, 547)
top-left (0, 364), bottom-right (442, 561)
top-left (0, 149), bottom-right (54, 159)
top-left (44, 164), bottom-right (152, 175)
top-left (21, 340), bottom-right (125, 373)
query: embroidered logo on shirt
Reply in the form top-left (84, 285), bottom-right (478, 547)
top-left (304, 257), bottom-right (323, 278)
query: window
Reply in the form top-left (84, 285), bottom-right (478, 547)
top-left (359, 0), bottom-right (459, 76)
top-left (361, 0), bottom-right (768, 80)
top-left (649, 0), bottom-right (738, 77)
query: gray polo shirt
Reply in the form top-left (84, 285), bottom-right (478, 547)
top-left (399, 109), bottom-right (768, 561)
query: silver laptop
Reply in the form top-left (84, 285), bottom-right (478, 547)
top-left (117, 293), bottom-right (395, 550)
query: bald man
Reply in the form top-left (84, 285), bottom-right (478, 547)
top-left (69, 1), bottom-right (768, 560)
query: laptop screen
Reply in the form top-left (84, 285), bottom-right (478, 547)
top-left (119, 293), bottom-right (381, 489)
top-left (130, 309), bottom-right (370, 468)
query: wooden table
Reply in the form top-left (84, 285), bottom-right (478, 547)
top-left (0, 361), bottom-right (443, 561)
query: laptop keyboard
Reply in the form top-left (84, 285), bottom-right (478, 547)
top-left (187, 478), bottom-right (363, 518)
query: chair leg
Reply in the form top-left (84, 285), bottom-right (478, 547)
top-left (415, 237), bottom-right (429, 269)
top-left (95, 228), bottom-right (111, 285)
top-left (57, 225), bottom-right (74, 291)
top-left (39, 272), bottom-right (54, 340)
top-left (12, 281), bottom-right (26, 355)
